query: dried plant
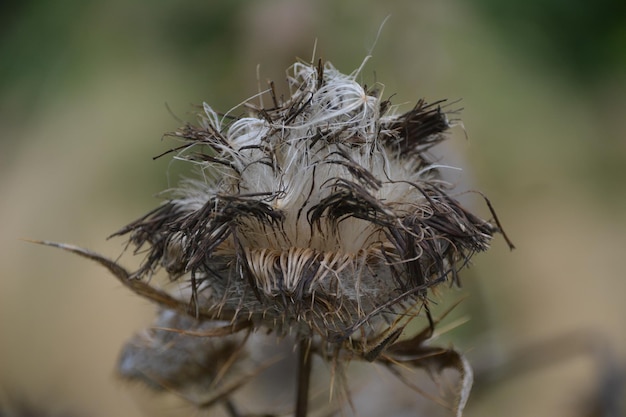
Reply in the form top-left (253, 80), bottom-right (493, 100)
top-left (39, 56), bottom-right (513, 417)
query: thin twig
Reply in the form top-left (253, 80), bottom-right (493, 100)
top-left (296, 338), bottom-right (313, 417)
top-left (223, 399), bottom-right (241, 417)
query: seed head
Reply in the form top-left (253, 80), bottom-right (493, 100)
top-left (113, 59), bottom-right (500, 342)
top-left (39, 56), bottom-right (512, 416)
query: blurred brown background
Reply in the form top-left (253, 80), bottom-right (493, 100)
top-left (2, 0), bottom-right (625, 416)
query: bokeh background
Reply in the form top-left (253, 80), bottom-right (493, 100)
top-left (2, 0), bottom-right (625, 416)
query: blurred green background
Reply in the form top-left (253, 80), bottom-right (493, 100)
top-left (1, 0), bottom-right (625, 416)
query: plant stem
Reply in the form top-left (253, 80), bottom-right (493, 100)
top-left (295, 338), bottom-right (313, 417)
top-left (223, 399), bottom-right (241, 417)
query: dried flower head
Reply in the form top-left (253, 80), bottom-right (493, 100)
top-left (116, 59), bottom-right (499, 335)
top-left (41, 56), bottom-right (512, 416)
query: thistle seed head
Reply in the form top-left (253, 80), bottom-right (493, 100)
top-left (114, 58), bottom-right (499, 343)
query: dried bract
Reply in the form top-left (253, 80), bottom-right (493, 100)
top-left (118, 309), bottom-right (253, 407)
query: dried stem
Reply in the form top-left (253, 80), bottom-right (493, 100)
top-left (296, 339), bottom-right (313, 417)
top-left (223, 399), bottom-right (241, 417)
